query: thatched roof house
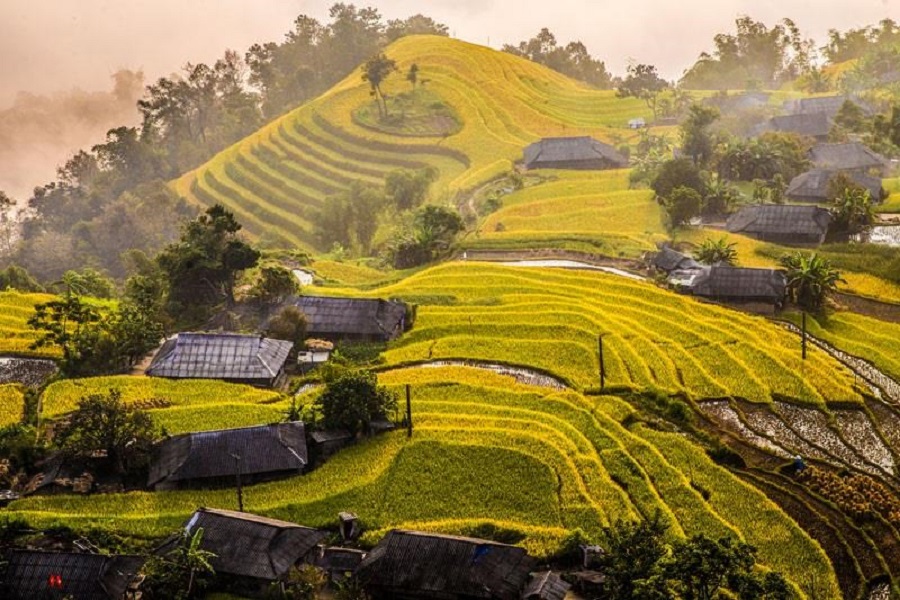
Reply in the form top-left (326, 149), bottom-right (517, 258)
top-left (726, 205), bottom-right (832, 245)
top-left (766, 113), bottom-right (830, 140)
top-left (146, 332), bottom-right (292, 388)
top-left (292, 296), bottom-right (409, 342)
top-left (523, 136), bottom-right (627, 170)
top-left (786, 168), bottom-right (883, 203)
top-left (148, 422), bottom-right (307, 490)
top-left (809, 142), bottom-right (889, 175)
top-left (690, 267), bottom-right (787, 308)
top-left (2, 550), bottom-right (144, 600)
top-left (356, 529), bottom-right (537, 600)
top-left (162, 508), bottom-right (325, 588)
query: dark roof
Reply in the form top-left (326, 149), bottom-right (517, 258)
top-left (356, 529), bottom-right (535, 600)
top-left (524, 136), bottom-right (627, 169)
top-left (726, 204), bottom-right (832, 237)
top-left (176, 507), bottom-right (326, 581)
top-left (292, 296), bottom-right (408, 340)
top-left (310, 429), bottom-right (354, 444)
top-left (4, 551), bottom-right (144, 600)
top-left (809, 143), bottom-right (888, 171)
top-left (651, 246), bottom-right (701, 272)
top-left (692, 267), bottom-right (787, 302)
top-left (148, 422), bottom-right (307, 487)
top-left (768, 112), bottom-right (830, 138)
top-left (146, 332), bottom-right (292, 381)
top-left (786, 168), bottom-right (883, 201)
top-left (789, 96), bottom-right (870, 118)
top-left (524, 571), bottom-right (571, 600)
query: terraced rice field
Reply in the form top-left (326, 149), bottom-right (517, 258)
top-left (7, 366), bottom-right (839, 598)
top-left (330, 262), bottom-right (864, 405)
top-left (41, 376), bottom-right (288, 435)
top-left (0, 291), bottom-right (61, 358)
top-left (785, 312), bottom-right (900, 385)
top-left (172, 35), bottom-right (650, 249)
top-left (472, 170), bottom-right (667, 257)
top-left (0, 383), bottom-right (25, 427)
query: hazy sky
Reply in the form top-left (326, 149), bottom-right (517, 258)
top-left (3, 0), bottom-right (899, 107)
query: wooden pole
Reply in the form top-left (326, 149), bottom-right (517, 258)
top-left (598, 334), bottom-right (606, 391)
top-left (801, 312), bottom-right (808, 361)
top-left (406, 384), bottom-right (413, 438)
top-left (232, 453), bottom-right (244, 512)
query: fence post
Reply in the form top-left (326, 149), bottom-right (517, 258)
top-left (406, 384), bottom-right (413, 438)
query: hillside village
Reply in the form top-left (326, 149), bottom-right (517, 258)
top-left (3, 5), bottom-right (900, 600)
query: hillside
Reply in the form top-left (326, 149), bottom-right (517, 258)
top-left (172, 35), bottom-right (650, 249)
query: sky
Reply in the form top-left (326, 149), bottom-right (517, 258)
top-left (2, 0), bottom-right (899, 108)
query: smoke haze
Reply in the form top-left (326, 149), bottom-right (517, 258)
top-left (1, 0), bottom-right (898, 197)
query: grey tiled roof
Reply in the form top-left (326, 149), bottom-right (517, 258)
top-left (727, 204), bottom-right (832, 237)
top-left (146, 332), bottom-right (292, 382)
top-left (786, 168), bottom-right (883, 201)
top-left (524, 571), bottom-right (571, 600)
top-left (692, 267), bottom-right (787, 302)
top-left (809, 143), bottom-right (887, 171)
top-left (148, 422), bottom-right (307, 487)
top-left (356, 529), bottom-right (535, 600)
top-left (768, 112), bottom-right (830, 137)
top-left (4, 551), bottom-right (144, 600)
top-left (524, 136), bottom-right (627, 169)
top-left (789, 96), bottom-right (870, 118)
top-left (292, 296), bottom-right (408, 340)
top-left (651, 246), bottom-right (701, 272)
top-left (174, 508), bottom-right (325, 581)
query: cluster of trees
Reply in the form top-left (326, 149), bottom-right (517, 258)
top-left (596, 514), bottom-right (790, 600)
top-left (823, 19), bottom-right (900, 63)
top-left (311, 166), bottom-right (463, 268)
top-left (2, 4), bottom-right (448, 285)
top-left (680, 17), bottom-right (816, 89)
top-left (503, 28), bottom-right (613, 88)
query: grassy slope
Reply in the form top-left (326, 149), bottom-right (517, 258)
top-left (172, 35), bottom-right (650, 250)
top-left (0, 291), bottom-right (61, 358)
top-left (0, 384), bottom-right (25, 427)
top-left (8, 366), bottom-right (839, 598)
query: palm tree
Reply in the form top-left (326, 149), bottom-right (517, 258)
top-left (696, 237), bottom-right (738, 265)
top-left (779, 252), bottom-right (845, 313)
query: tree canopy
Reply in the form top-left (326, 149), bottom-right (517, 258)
top-left (503, 28), bottom-right (613, 88)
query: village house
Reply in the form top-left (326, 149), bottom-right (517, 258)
top-left (689, 266), bottom-right (787, 313)
top-left (650, 246), bottom-right (702, 274)
top-left (316, 546), bottom-right (366, 583)
top-left (726, 204), bottom-right (832, 245)
top-left (146, 332), bottom-right (293, 388)
top-left (2, 550), bottom-right (144, 600)
top-left (292, 296), bottom-right (410, 343)
top-left (762, 112), bottom-right (831, 141)
top-left (159, 508), bottom-right (326, 596)
top-left (809, 142), bottom-right (890, 176)
top-left (355, 529), bottom-right (569, 600)
top-left (784, 95), bottom-right (871, 119)
top-left (147, 422), bottom-right (308, 490)
top-left (786, 168), bottom-right (884, 203)
top-left (523, 136), bottom-right (628, 170)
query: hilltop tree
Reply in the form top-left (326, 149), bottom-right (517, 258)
top-left (156, 204), bottom-right (260, 325)
top-left (386, 14), bottom-right (449, 41)
top-left (780, 252), bottom-right (845, 313)
top-left (503, 28), bottom-right (613, 88)
top-left (362, 53), bottom-right (398, 118)
top-left (617, 64), bottom-right (668, 120)
top-left (55, 389), bottom-right (156, 474)
top-left (406, 63), bottom-right (419, 88)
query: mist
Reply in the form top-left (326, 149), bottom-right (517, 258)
top-left (1, 0), bottom-right (898, 198)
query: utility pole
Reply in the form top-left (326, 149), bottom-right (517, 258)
top-left (598, 334), bottom-right (606, 391)
top-left (406, 384), bottom-right (413, 438)
top-left (231, 453), bottom-right (244, 512)
top-left (801, 311), bottom-right (808, 361)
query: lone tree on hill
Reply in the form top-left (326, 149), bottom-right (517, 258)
top-left (616, 63), bottom-right (669, 120)
top-left (779, 252), bottom-right (845, 313)
top-left (406, 63), bottom-right (419, 88)
top-left (362, 53), bottom-right (398, 118)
